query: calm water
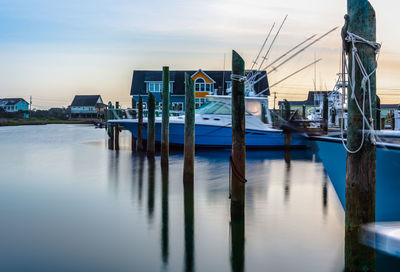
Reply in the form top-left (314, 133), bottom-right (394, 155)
top-left (0, 125), bottom-right (345, 272)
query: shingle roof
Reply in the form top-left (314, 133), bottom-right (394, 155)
top-left (0, 98), bottom-right (28, 106)
top-left (381, 104), bottom-right (400, 109)
top-left (130, 70), bottom-right (269, 96)
top-left (70, 95), bottom-right (102, 106)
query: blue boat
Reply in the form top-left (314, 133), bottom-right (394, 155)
top-left (108, 95), bottom-right (308, 149)
top-left (312, 136), bottom-right (400, 221)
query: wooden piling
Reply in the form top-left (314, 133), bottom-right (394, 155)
top-left (161, 66), bottom-right (170, 167)
top-left (183, 73), bottom-right (195, 181)
top-left (131, 135), bottom-right (136, 152)
top-left (147, 92), bottom-right (156, 157)
top-left (322, 95), bottom-right (329, 134)
top-left (345, 0), bottom-right (377, 270)
top-left (230, 50), bottom-right (246, 220)
top-left (302, 104), bottom-right (306, 120)
top-left (375, 95), bottom-right (380, 130)
top-left (183, 181), bottom-right (194, 272)
top-left (283, 99), bottom-right (291, 148)
top-left (230, 216), bottom-right (245, 272)
top-left (138, 96), bottom-right (143, 152)
top-left (108, 123), bottom-right (115, 150)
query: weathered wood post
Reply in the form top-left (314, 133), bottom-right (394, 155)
top-left (109, 123), bottom-right (115, 150)
top-left (138, 96), bottom-right (144, 152)
top-left (302, 104), bottom-right (306, 120)
top-left (283, 99), bottom-right (291, 149)
top-left (183, 73), bottom-right (195, 181)
top-left (131, 134), bottom-right (136, 152)
top-left (375, 95), bottom-right (380, 130)
top-left (345, 0), bottom-right (377, 270)
top-left (115, 101), bottom-right (120, 119)
top-left (322, 95), bottom-right (329, 134)
top-left (147, 92), bottom-right (156, 157)
top-left (114, 125), bottom-right (120, 151)
top-left (161, 66), bottom-right (170, 167)
top-left (161, 165), bottom-right (169, 265)
top-left (231, 50), bottom-right (246, 220)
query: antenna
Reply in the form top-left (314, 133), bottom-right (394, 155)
top-left (257, 14), bottom-right (288, 71)
top-left (266, 27), bottom-right (338, 74)
top-left (251, 22), bottom-right (276, 71)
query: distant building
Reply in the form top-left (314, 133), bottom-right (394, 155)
top-left (69, 95), bottom-right (106, 118)
top-left (130, 69), bottom-right (269, 110)
top-left (381, 104), bottom-right (400, 117)
top-left (278, 91), bottom-right (331, 115)
top-left (0, 98), bottom-right (29, 113)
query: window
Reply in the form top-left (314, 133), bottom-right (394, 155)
top-left (226, 81), bottom-right (232, 90)
top-left (146, 82), bottom-right (174, 93)
top-left (172, 102), bottom-right (183, 111)
top-left (195, 78), bottom-right (213, 92)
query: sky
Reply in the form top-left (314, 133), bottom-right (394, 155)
top-left (0, 0), bottom-right (399, 109)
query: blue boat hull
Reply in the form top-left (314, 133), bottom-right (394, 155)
top-left (313, 139), bottom-right (400, 221)
top-left (114, 121), bottom-right (308, 148)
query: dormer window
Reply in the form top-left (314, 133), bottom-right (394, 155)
top-left (195, 78), bottom-right (213, 92)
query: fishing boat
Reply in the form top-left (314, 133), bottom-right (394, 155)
top-left (312, 135), bottom-right (400, 221)
top-left (108, 95), bottom-right (308, 149)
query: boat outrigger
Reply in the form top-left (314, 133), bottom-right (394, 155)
top-left (108, 95), bottom-right (308, 149)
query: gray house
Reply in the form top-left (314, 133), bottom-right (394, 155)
top-left (70, 95), bottom-right (106, 118)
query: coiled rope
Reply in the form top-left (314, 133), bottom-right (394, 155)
top-left (229, 155), bottom-right (247, 199)
top-left (341, 31), bottom-right (381, 153)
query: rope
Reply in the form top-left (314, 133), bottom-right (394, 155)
top-left (229, 155), bottom-right (247, 199)
top-left (231, 74), bottom-right (247, 83)
top-left (341, 31), bottom-right (381, 153)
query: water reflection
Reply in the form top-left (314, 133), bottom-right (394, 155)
top-left (138, 152), bottom-right (144, 205)
top-left (148, 157), bottom-right (155, 222)
top-left (183, 179), bottom-right (194, 272)
top-left (230, 215), bottom-right (245, 272)
top-left (322, 173), bottom-right (328, 217)
top-left (284, 150), bottom-right (291, 203)
top-left (161, 165), bottom-right (169, 266)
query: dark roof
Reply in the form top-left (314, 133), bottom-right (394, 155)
top-left (307, 91), bottom-right (329, 101)
top-left (278, 100), bottom-right (315, 106)
top-left (381, 104), bottom-right (400, 109)
top-left (0, 98), bottom-right (28, 106)
top-left (70, 95), bottom-right (102, 107)
top-left (130, 70), bottom-right (269, 96)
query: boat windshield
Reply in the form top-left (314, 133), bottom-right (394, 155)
top-left (196, 101), bottom-right (249, 115)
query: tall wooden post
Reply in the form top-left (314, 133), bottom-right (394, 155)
top-left (231, 50), bottom-right (246, 220)
top-left (161, 66), bottom-right (170, 167)
top-left (345, 0), bottom-right (377, 270)
top-left (375, 95), bottom-right (380, 130)
top-left (138, 96), bottom-right (143, 152)
top-left (284, 99), bottom-right (291, 148)
top-left (302, 104), bottom-right (306, 120)
top-left (184, 73), bottom-right (195, 181)
top-left (147, 92), bottom-right (156, 158)
top-left (322, 95), bottom-right (329, 134)
top-left (131, 134), bottom-right (136, 152)
top-left (108, 123), bottom-right (115, 150)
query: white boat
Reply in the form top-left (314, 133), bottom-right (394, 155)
top-left (108, 95), bottom-right (308, 149)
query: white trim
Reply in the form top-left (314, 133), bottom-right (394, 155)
top-left (191, 69), bottom-right (216, 83)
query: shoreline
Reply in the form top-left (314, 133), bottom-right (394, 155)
top-left (0, 119), bottom-right (101, 127)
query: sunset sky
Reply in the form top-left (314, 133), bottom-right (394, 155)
top-left (0, 0), bottom-right (399, 109)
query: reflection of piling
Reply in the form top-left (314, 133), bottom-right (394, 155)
top-left (345, 0), bottom-right (377, 270)
top-left (161, 165), bottom-right (169, 265)
top-left (284, 150), bottom-right (291, 203)
top-left (138, 153), bottom-right (144, 205)
top-left (147, 93), bottom-right (156, 157)
top-left (147, 157), bottom-right (155, 221)
top-left (114, 125), bottom-right (120, 151)
top-left (183, 181), bottom-right (194, 272)
top-left (230, 50), bottom-right (246, 220)
top-left (230, 216), bottom-right (245, 272)
top-left (131, 135), bottom-right (136, 152)
top-left (161, 66), bottom-right (170, 167)
top-left (138, 96), bottom-right (144, 152)
top-left (109, 124), bottom-right (115, 150)
top-left (184, 73), bottom-right (195, 181)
